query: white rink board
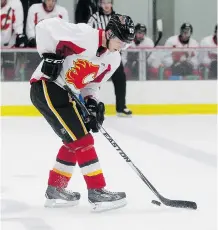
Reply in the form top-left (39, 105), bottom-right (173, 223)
top-left (1, 81), bottom-right (217, 105)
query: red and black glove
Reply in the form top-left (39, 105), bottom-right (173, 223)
top-left (85, 98), bottom-right (105, 133)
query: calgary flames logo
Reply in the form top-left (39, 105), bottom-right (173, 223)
top-left (65, 59), bottom-right (100, 89)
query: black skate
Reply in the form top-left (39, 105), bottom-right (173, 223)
top-left (117, 108), bottom-right (132, 117)
top-left (88, 188), bottom-right (127, 211)
top-left (44, 185), bottom-right (80, 208)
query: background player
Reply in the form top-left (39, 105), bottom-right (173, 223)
top-left (200, 24), bottom-right (217, 79)
top-left (163, 23), bottom-right (199, 78)
top-left (1, 0), bottom-right (26, 47)
top-left (26, 0), bottom-right (69, 47)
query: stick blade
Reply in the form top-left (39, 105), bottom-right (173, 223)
top-left (156, 19), bottom-right (163, 32)
top-left (161, 197), bottom-right (197, 210)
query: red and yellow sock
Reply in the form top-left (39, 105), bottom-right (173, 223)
top-left (67, 134), bottom-right (106, 189)
top-left (48, 145), bottom-right (76, 188)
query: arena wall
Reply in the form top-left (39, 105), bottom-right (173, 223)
top-left (0, 81), bottom-right (217, 116)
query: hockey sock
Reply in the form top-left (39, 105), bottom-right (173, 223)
top-left (67, 134), bottom-right (106, 189)
top-left (48, 145), bottom-right (77, 188)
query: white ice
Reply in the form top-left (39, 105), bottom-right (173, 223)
top-left (1, 115), bottom-right (217, 230)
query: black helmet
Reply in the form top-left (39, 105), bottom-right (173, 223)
top-left (135, 23), bottom-right (147, 34)
top-left (106, 14), bottom-right (135, 43)
top-left (180, 23), bottom-right (193, 34)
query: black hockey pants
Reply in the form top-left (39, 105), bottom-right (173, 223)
top-left (30, 80), bottom-right (88, 143)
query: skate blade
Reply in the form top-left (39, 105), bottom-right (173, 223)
top-left (89, 198), bottom-right (127, 212)
top-left (117, 113), bottom-right (132, 118)
top-left (44, 198), bottom-right (79, 208)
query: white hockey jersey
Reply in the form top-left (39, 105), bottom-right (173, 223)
top-left (26, 3), bottom-right (69, 40)
top-left (1, 0), bottom-right (24, 47)
top-left (163, 35), bottom-right (199, 68)
top-left (200, 35), bottom-right (217, 65)
top-left (30, 18), bottom-right (121, 100)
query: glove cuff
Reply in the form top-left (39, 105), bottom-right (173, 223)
top-left (84, 96), bottom-right (99, 103)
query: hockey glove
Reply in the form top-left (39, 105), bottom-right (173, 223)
top-left (15, 34), bottom-right (27, 48)
top-left (85, 98), bottom-right (105, 133)
top-left (28, 38), bottom-right (36, 48)
top-left (41, 53), bottom-right (65, 81)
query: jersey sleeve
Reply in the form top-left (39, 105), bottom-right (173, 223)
top-left (26, 5), bottom-right (36, 39)
top-left (13, 0), bottom-right (24, 35)
top-left (87, 14), bottom-right (98, 29)
top-left (162, 37), bottom-right (174, 67)
top-left (189, 39), bottom-right (199, 69)
top-left (35, 17), bottom-right (98, 57)
top-left (199, 38), bottom-right (211, 65)
top-left (80, 54), bottom-right (121, 101)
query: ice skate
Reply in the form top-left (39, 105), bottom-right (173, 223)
top-left (44, 185), bottom-right (80, 208)
top-left (117, 108), bottom-right (132, 117)
top-left (88, 188), bottom-right (127, 212)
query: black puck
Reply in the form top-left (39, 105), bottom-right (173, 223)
top-left (151, 200), bottom-right (161, 206)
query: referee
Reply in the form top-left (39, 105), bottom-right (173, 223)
top-left (88, 0), bottom-right (132, 117)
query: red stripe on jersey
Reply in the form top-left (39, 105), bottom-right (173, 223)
top-left (12, 10), bottom-right (15, 24)
top-left (56, 41), bottom-right (86, 58)
top-left (93, 64), bottom-right (111, 83)
top-left (98, 29), bottom-right (103, 47)
top-left (30, 77), bottom-right (49, 84)
top-left (34, 13), bottom-right (38, 25)
top-left (58, 14), bottom-right (63, 19)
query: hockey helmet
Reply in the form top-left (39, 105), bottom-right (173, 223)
top-left (106, 14), bottom-right (135, 44)
top-left (180, 23), bottom-right (193, 35)
top-left (99, 0), bottom-right (113, 4)
top-left (135, 23), bottom-right (147, 34)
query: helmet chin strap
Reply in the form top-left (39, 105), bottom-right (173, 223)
top-left (106, 39), bottom-right (110, 49)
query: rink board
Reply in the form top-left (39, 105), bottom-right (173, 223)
top-left (0, 81), bottom-right (217, 115)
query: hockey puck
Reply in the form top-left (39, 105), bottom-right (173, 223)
top-left (151, 200), bottom-right (161, 206)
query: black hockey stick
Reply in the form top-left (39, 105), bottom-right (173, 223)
top-left (64, 85), bottom-right (197, 210)
top-left (146, 19), bottom-right (163, 60)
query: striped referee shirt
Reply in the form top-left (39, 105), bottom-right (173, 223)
top-left (88, 10), bottom-right (115, 29)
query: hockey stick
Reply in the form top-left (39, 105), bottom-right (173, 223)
top-left (146, 19), bottom-right (163, 60)
top-left (64, 85), bottom-right (197, 210)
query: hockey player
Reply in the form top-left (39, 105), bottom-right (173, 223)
top-left (26, 0), bottom-right (69, 47)
top-left (200, 24), bottom-right (217, 79)
top-left (1, 0), bottom-right (26, 47)
top-left (30, 14), bottom-right (135, 211)
top-left (163, 23), bottom-right (199, 78)
top-left (124, 23), bottom-right (161, 80)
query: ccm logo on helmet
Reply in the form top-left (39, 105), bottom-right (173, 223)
top-left (45, 58), bottom-right (64, 64)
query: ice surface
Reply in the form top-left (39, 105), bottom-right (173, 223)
top-left (1, 115), bottom-right (217, 230)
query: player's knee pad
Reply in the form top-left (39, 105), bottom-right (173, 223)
top-left (64, 134), bottom-right (94, 153)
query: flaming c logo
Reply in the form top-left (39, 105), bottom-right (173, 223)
top-left (1, 14), bottom-right (11, 30)
top-left (65, 59), bottom-right (100, 89)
